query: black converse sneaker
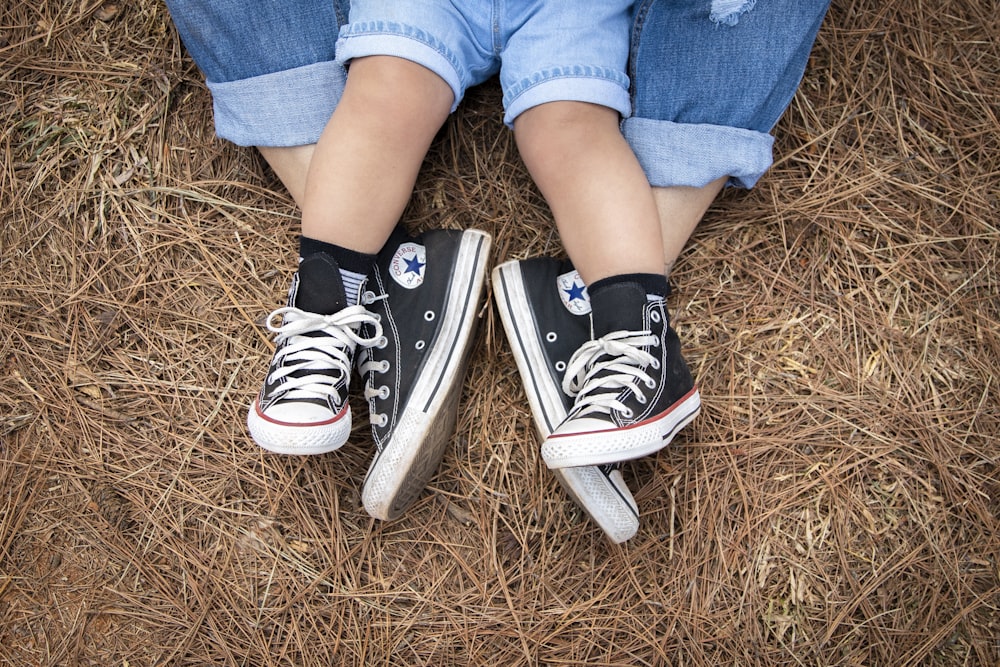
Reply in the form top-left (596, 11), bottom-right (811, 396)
top-left (493, 257), bottom-right (640, 543)
top-left (541, 279), bottom-right (701, 470)
top-left (356, 227), bottom-right (491, 520)
top-left (247, 253), bottom-right (383, 455)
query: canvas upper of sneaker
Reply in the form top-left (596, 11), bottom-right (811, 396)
top-left (358, 228), bottom-right (477, 445)
top-left (562, 327), bottom-right (663, 425)
top-left (541, 281), bottom-right (700, 469)
top-left (568, 282), bottom-right (692, 428)
top-left (358, 230), bottom-right (489, 446)
top-left (355, 227), bottom-right (491, 520)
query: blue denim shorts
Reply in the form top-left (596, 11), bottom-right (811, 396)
top-left (165, 0), bottom-right (829, 188)
top-left (164, 0), bottom-right (350, 147)
top-left (336, 0), bottom-right (632, 127)
top-left (625, 0), bottom-right (830, 188)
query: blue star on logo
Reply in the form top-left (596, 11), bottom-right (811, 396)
top-left (563, 282), bottom-right (586, 302)
top-left (403, 254), bottom-right (425, 276)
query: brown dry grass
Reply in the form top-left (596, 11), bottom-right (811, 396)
top-left (1, 1), bottom-right (998, 665)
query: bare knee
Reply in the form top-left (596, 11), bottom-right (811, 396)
top-left (342, 56), bottom-right (454, 126)
top-left (514, 102), bottom-right (622, 180)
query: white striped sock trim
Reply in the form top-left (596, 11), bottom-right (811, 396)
top-left (340, 269), bottom-right (366, 306)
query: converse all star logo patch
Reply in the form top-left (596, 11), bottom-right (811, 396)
top-left (557, 270), bottom-right (590, 315)
top-left (389, 242), bottom-right (427, 289)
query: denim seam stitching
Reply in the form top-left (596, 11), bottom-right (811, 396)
top-left (504, 66), bottom-right (629, 109)
top-left (340, 20), bottom-right (468, 85)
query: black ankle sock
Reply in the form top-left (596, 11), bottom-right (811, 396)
top-left (588, 273), bottom-right (670, 300)
top-left (586, 273), bottom-right (670, 338)
top-left (299, 236), bottom-right (376, 274)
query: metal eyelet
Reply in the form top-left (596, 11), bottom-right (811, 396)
top-left (379, 360), bottom-right (390, 373)
top-left (650, 310), bottom-right (661, 323)
top-left (415, 340), bottom-right (425, 350)
top-left (378, 385), bottom-right (390, 400)
top-left (555, 361), bottom-right (566, 372)
top-left (424, 310), bottom-right (435, 321)
top-left (377, 336), bottom-right (388, 349)
top-left (546, 332), bottom-right (557, 343)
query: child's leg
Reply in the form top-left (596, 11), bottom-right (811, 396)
top-left (257, 145), bottom-right (315, 207)
top-left (301, 56), bottom-right (454, 254)
top-left (247, 56), bottom-right (458, 456)
top-left (512, 100), bottom-right (698, 469)
top-left (512, 97), bottom-right (724, 281)
top-left (540, 0), bottom-right (831, 468)
top-left (654, 179), bottom-right (727, 277)
top-left (311, 5), bottom-right (499, 519)
top-left (513, 101), bottom-right (665, 285)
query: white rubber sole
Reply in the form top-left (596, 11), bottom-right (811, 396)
top-left (247, 398), bottom-right (351, 456)
top-left (541, 387), bottom-right (701, 470)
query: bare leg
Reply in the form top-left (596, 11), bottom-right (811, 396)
top-left (258, 116), bottom-right (725, 275)
top-left (514, 102), bottom-right (664, 285)
top-left (654, 177), bottom-right (726, 277)
top-left (257, 145), bottom-right (315, 208)
top-left (300, 56), bottom-right (454, 253)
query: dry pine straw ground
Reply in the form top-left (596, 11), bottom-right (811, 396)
top-left (1, 1), bottom-right (998, 665)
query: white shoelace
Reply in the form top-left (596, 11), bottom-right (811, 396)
top-left (265, 305), bottom-right (383, 403)
top-left (562, 330), bottom-right (660, 420)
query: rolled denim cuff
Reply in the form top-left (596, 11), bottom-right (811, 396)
top-left (207, 61), bottom-right (346, 147)
top-left (622, 117), bottom-right (775, 189)
top-left (503, 68), bottom-right (631, 127)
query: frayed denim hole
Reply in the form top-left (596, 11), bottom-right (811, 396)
top-left (709, 0), bottom-right (756, 26)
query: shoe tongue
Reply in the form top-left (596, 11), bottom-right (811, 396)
top-left (291, 253), bottom-right (350, 315)
top-left (589, 281), bottom-right (648, 338)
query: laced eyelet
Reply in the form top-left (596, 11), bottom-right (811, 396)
top-left (621, 409), bottom-right (634, 419)
top-left (377, 336), bottom-right (388, 349)
top-left (362, 291), bottom-right (376, 305)
top-left (650, 359), bottom-right (661, 370)
top-left (373, 414), bottom-right (388, 427)
top-left (424, 310), bottom-right (435, 321)
top-left (645, 378), bottom-right (656, 389)
top-left (546, 332), bottom-right (557, 343)
top-left (378, 385), bottom-right (390, 400)
top-left (379, 360), bottom-right (390, 373)
top-left (636, 395), bottom-right (647, 405)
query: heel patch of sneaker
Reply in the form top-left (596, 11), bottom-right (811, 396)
top-left (557, 270), bottom-right (591, 315)
top-left (389, 241), bottom-right (427, 289)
